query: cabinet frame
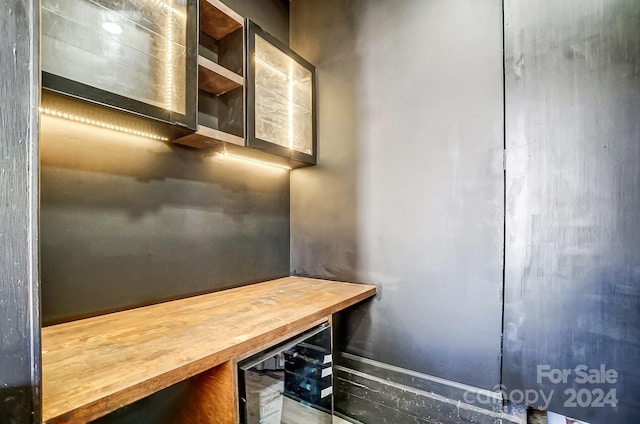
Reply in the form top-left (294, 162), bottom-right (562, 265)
top-left (245, 20), bottom-right (317, 166)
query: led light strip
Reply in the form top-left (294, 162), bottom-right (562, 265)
top-left (255, 56), bottom-right (289, 81)
top-left (39, 107), bottom-right (169, 141)
top-left (220, 151), bottom-right (291, 170)
top-left (288, 59), bottom-right (294, 150)
top-left (255, 56), bottom-right (306, 85)
top-left (148, 0), bottom-right (184, 17)
top-left (164, 0), bottom-right (175, 111)
top-left (255, 55), bottom-right (296, 150)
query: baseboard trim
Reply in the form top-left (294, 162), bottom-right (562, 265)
top-left (341, 352), bottom-right (502, 402)
top-left (335, 353), bottom-right (526, 424)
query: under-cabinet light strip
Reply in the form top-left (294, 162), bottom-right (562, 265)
top-left (220, 151), bottom-right (292, 170)
top-left (39, 108), bottom-right (169, 141)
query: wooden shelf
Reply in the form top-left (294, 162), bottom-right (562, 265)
top-left (198, 55), bottom-right (243, 96)
top-left (200, 0), bottom-right (243, 41)
top-left (173, 125), bottom-right (243, 149)
top-left (41, 277), bottom-right (376, 423)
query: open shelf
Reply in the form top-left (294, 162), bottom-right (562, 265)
top-left (173, 0), bottom-right (246, 155)
top-left (174, 124), bottom-right (244, 149)
top-left (200, 0), bottom-right (243, 41)
top-left (198, 55), bottom-right (243, 96)
top-left (174, 1), bottom-right (314, 169)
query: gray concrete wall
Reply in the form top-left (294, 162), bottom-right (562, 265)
top-left (290, 0), bottom-right (505, 407)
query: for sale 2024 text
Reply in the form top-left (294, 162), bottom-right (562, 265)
top-left (537, 364), bottom-right (618, 408)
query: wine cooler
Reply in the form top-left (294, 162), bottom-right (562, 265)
top-left (238, 323), bottom-right (333, 424)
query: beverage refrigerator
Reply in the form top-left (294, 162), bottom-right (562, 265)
top-left (238, 323), bottom-right (333, 424)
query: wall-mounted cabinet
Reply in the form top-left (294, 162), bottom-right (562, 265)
top-left (174, 0), bottom-right (317, 168)
top-left (246, 20), bottom-right (316, 165)
top-left (41, 0), bottom-right (198, 129)
top-left (40, 0), bottom-right (316, 168)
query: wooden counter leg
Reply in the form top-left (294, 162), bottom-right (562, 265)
top-left (179, 361), bottom-right (238, 424)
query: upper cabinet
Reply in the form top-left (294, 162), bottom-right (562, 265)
top-left (41, 0), bottom-right (197, 129)
top-left (174, 1), bottom-right (317, 168)
top-left (179, 0), bottom-right (246, 147)
top-left (40, 0), bottom-right (317, 168)
top-left (246, 20), bottom-right (316, 165)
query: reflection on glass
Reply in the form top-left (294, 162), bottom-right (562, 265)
top-left (239, 325), bottom-right (332, 424)
top-left (41, 0), bottom-right (187, 114)
top-left (254, 35), bottom-right (313, 155)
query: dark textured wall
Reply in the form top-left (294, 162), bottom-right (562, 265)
top-left (40, 117), bottom-right (290, 324)
top-left (503, 1), bottom-right (640, 422)
top-left (290, 0), bottom-right (504, 393)
top-left (0, 0), bottom-right (40, 422)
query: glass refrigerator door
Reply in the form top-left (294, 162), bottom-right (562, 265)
top-left (238, 324), bottom-right (332, 424)
top-left (41, 0), bottom-right (196, 129)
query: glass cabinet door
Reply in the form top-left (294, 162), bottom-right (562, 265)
top-left (246, 20), bottom-right (317, 165)
top-left (41, 0), bottom-right (197, 129)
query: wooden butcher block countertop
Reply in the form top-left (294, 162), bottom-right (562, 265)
top-left (41, 276), bottom-right (376, 423)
